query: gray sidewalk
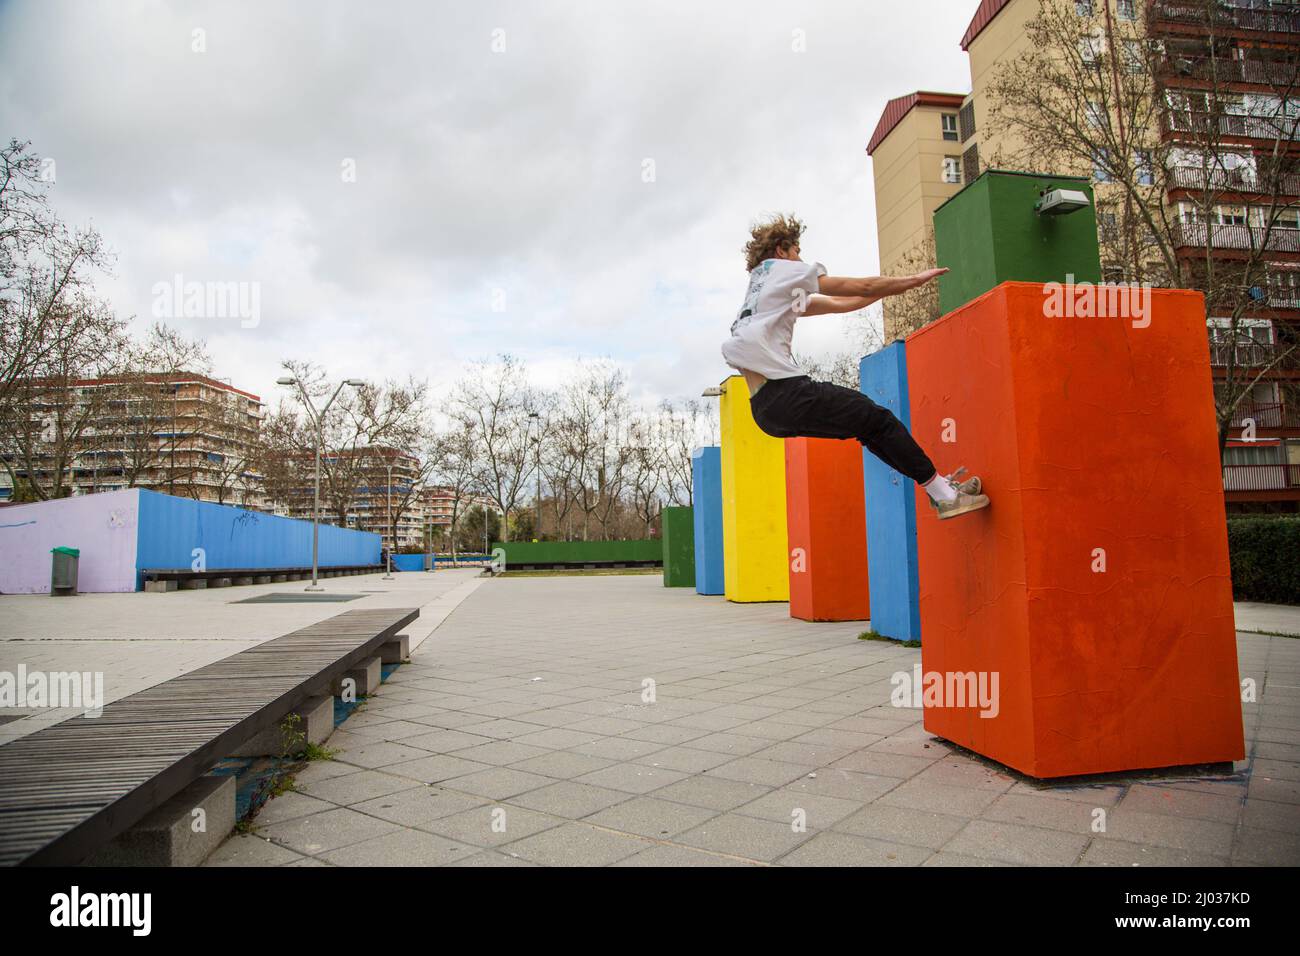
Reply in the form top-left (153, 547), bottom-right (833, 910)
top-left (210, 575), bottom-right (1300, 867)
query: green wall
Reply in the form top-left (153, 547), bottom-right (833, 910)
top-left (661, 507), bottom-right (695, 587)
top-left (491, 539), bottom-right (662, 566)
top-left (934, 169), bottom-right (1102, 315)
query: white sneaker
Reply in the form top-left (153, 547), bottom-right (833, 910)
top-left (929, 467), bottom-right (990, 520)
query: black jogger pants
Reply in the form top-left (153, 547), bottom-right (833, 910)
top-left (749, 375), bottom-right (937, 485)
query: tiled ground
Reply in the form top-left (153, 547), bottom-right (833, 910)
top-left (208, 574), bottom-right (1300, 867)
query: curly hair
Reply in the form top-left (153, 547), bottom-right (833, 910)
top-left (743, 213), bottom-right (805, 272)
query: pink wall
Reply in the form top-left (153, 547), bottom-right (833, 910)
top-left (0, 490), bottom-right (140, 594)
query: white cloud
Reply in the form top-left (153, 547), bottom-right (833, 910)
top-left (0, 0), bottom-right (972, 406)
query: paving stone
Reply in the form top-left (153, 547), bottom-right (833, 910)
top-left (203, 833), bottom-right (307, 866)
top-left (507, 750), bottom-right (616, 780)
top-left (511, 727), bottom-right (604, 749)
top-left (510, 781), bottom-right (635, 818)
top-left (943, 819), bottom-right (1090, 866)
top-left (920, 852), bottom-right (1011, 867)
top-left (833, 804), bottom-right (969, 849)
top-left (259, 807), bottom-right (401, 856)
top-left (983, 792), bottom-right (1105, 834)
top-left (398, 728), bottom-right (497, 753)
top-left (1080, 838), bottom-right (1228, 867)
top-left (253, 790), bottom-right (337, 826)
top-left (706, 756), bottom-right (815, 787)
top-left (734, 789), bottom-right (864, 829)
top-left (779, 832), bottom-right (931, 867)
top-left (570, 736), bottom-right (669, 761)
top-left (317, 827), bottom-right (476, 866)
top-left (384, 754), bottom-right (494, 785)
top-left (502, 822), bottom-right (648, 866)
top-left (649, 775), bottom-right (773, 812)
top-left (1241, 797), bottom-right (1300, 834)
top-left (679, 732), bottom-right (774, 757)
top-left (612, 844), bottom-right (759, 866)
top-left (442, 766), bottom-right (554, 800)
top-left (295, 770), bottom-right (423, 807)
top-left (584, 797), bottom-right (720, 838)
top-left (1117, 783), bottom-right (1243, 823)
top-left (635, 746), bottom-right (736, 774)
top-left (1231, 826), bottom-right (1300, 865)
top-left (676, 813), bottom-right (812, 863)
top-left (454, 739), bottom-right (553, 766)
top-left (333, 739), bottom-right (432, 771)
top-left (1104, 808), bottom-right (1236, 855)
top-left (420, 803), bottom-right (566, 846)
top-left (447, 851), bottom-right (538, 867)
top-left (877, 780), bottom-right (1001, 816)
top-left (350, 785), bottom-right (489, 826)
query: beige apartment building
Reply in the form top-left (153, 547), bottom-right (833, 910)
top-left (0, 373), bottom-right (265, 507)
top-left (867, 0), bottom-right (1300, 511)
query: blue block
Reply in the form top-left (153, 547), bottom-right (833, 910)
top-left (691, 446), bottom-right (725, 595)
top-left (859, 344), bottom-right (921, 642)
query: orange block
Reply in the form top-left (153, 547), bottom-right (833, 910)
top-left (905, 282), bottom-right (1244, 778)
top-left (784, 437), bottom-right (871, 622)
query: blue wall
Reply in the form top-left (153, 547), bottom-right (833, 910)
top-left (391, 554), bottom-right (435, 571)
top-left (691, 446), bottom-right (725, 595)
top-left (135, 490), bottom-right (381, 584)
top-left (860, 345), bottom-right (922, 641)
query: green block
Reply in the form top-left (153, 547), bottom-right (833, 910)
top-left (661, 506), bottom-right (695, 588)
top-left (934, 169), bottom-right (1102, 315)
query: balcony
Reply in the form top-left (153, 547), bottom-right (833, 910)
top-left (1151, 1), bottom-right (1300, 36)
top-left (1226, 401), bottom-right (1300, 428)
top-left (1210, 341), bottom-right (1286, 367)
top-left (1168, 164), bottom-right (1300, 196)
top-left (1162, 110), bottom-right (1300, 141)
top-left (1223, 462), bottom-right (1300, 491)
top-left (1160, 53), bottom-right (1300, 88)
top-left (1172, 220), bottom-right (1300, 252)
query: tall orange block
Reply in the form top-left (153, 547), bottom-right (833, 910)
top-left (905, 281), bottom-right (1244, 779)
top-left (784, 437), bottom-right (870, 622)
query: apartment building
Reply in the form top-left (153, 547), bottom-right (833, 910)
top-left (270, 445), bottom-right (427, 549)
top-left (0, 373), bottom-right (265, 507)
top-left (867, 0), bottom-right (1300, 511)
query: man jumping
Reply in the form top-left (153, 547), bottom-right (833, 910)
top-left (721, 213), bottom-right (990, 520)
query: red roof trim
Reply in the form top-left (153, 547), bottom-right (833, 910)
top-left (961, 0), bottom-right (1013, 51)
top-left (866, 91), bottom-right (967, 156)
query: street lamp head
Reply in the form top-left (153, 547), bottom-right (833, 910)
top-left (701, 387), bottom-right (724, 397)
top-left (276, 376), bottom-right (297, 386)
top-left (345, 379), bottom-right (367, 388)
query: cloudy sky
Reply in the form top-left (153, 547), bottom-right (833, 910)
top-left (0, 0), bottom-right (972, 409)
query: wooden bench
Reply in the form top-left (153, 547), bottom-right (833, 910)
top-left (0, 607), bottom-right (418, 866)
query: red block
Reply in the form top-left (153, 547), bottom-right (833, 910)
top-left (905, 282), bottom-right (1244, 778)
top-left (784, 437), bottom-right (870, 622)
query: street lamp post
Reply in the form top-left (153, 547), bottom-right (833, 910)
top-left (528, 411), bottom-right (541, 539)
top-left (276, 375), bottom-right (366, 591)
top-left (383, 458), bottom-right (394, 580)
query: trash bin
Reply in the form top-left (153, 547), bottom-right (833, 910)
top-left (50, 546), bottom-right (80, 596)
top-left (423, 552), bottom-right (434, 572)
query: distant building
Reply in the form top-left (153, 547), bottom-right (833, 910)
top-left (0, 372), bottom-right (264, 506)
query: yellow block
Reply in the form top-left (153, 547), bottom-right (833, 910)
top-left (719, 375), bottom-right (789, 603)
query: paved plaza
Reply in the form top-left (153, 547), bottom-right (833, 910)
top-left (184, 572), bottom-right (1299, 868)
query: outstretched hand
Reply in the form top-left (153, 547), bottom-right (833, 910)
top-left (910, 267), bottom-right (949, 287)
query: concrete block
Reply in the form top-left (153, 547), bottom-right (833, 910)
top-left (272, 574), bottom-right (287, 583)
top-left (380, 634), bottom-right (409, 664)
top-left (719, 374), bottom-right (788, 603)
top-left (233, 576), bottom-right (253, 586)
top-left (211, 577), bottom-right (232, 588)
top-left (182, 578), bottom-right (207, 590)
top-left (692, 446), bottom-right (725, 595)
top-left (87, 774), bottom-right (235, 867)
top-left (254, 575), bottom-right (271, 584)
top-left (229, 695), bottom-right (335, 757)
top-left (333, 655), bottom-right (382, 697)
top-left (144, 580), bottom-right (178, 593)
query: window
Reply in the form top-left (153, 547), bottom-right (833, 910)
top-left (941, 113), bottom-right (958, 141)
top-left (1085, 100), bottom-right (1109, 128)
top-left (1075, 0), bottom-right (1093, 15)
top-left (1134, 149), bottom-right (1154, 185)
top-left (1079, 34), bottom-right (1103, 65)
top-left (1273, 207), bottom-right (1300, 229)
top-left (1117, 0), bottom-right (1136, 20)
top-left (1122, 39), bottom-right (1144, 73)
top-left (959, 100), bottom-right (977, 142)
top-left (942, 157), bottom-right (961, 184)
top-left (1092, 148), bottom-right (1113, 182)
top-left (1217, 204), bottom-right (1248, 225)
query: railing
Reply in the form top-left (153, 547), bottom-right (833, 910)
top-left (1151, 1), bottom-right (1300, 35)
top-left (1162, 110), bottom-right (1300, 141)
top-left (1167, 164), bottom-right (1300, 196)
top-left (1223, 462), bottom-right (1300, 491)
top-left (1160, 53), bottom-right (1300, 87)
top-left (1211, 342), bottom-right (1282, 367)
top-left (1225, 401), bottom-right (1297, 428)
top-left (1172, 220), bottom-right (1300, 251)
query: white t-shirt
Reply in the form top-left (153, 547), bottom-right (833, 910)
top-left (720, 258), bottom-right (827, 380)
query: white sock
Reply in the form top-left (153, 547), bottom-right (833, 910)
top-left (923, 474), bottom-right (957, 504)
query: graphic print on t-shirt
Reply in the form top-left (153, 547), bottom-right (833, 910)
top-left (731, 260), bottom-right (774, 333)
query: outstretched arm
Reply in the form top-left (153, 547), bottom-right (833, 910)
top-left (801, 294), bottom-right (878, 317)
top-left (818, 267), bottom-right (948, 299)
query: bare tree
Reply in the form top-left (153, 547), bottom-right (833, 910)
top-left (984, 0), bottom-right (1300, 452)
top-left (452, 355), bottom-right (534, 542)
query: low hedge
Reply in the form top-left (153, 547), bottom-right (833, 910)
top-left (1227, 516), bottom-right (1300, 605)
